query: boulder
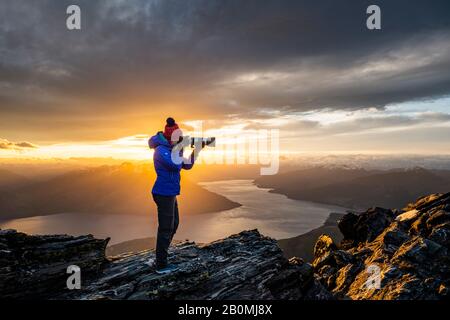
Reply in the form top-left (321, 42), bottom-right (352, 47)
top-left (338, 207), bottom-right (394, 247)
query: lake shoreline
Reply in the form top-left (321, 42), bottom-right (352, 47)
top-left (1, 180), bottom-right (348, 245)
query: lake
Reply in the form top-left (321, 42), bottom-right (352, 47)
top-left (0, 180), bottom-right (348, 245)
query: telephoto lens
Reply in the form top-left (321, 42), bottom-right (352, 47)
top-left (190, 137), bottom-right (216, 148)
top-left (205, 137), bottom-right (216, 147)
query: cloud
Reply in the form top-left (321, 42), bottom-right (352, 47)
top-left (0, 0), bottom-right (450, 143)
top-left (270, 107), bottom-right (450, 142)
top-left (0, 138), bottom-right (38, 150)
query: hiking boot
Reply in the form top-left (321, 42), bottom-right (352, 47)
top-left (155, 264), bottom-right (179, 275)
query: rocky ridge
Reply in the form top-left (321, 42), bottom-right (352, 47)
top-left (0, 229), bottom-right (331, 300)
top-left (1, 192), bottom-right (449, 300)
top-left (313, 192), bottom-right (450, 299)
top-left (0, 231), bottom-right (108, 299)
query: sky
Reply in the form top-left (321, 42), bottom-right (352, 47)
top-left (1, 0), bottom-right (450, 159)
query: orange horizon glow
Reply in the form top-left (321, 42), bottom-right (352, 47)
top-left (2, 100), bottom-right (450, 161)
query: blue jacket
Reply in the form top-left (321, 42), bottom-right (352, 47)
top-left (148, 132), bottom-right (194, 196)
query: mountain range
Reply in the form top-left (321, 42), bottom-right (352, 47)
top-left (0, 163), bottom-right (240, 220)
top-left (0, 169), bottom-right (31, 190)
top-left (255, 167), bottom-right (450, 209)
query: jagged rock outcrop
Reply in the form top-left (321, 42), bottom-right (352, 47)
top-left (3, 192), bottom-right (448, 300)
top-left (1, 229), bottom-right (331, 300)
top-left (0, 229), bottom-right (109, 299)
top-left (313, 192), bottom-right (450, 300)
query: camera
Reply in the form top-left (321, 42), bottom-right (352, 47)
top-left (187, 137), bottom-right (216, 148)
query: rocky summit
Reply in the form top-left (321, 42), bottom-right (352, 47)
top-left (1, 192), bottom-right (449, 300)
top-left (0, 229), bottom-right (331, 300)
top-left (313, 192), bottom-right (450, 300)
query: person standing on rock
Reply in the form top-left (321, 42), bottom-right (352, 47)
top-left (148, 117), bottom-right (203, 274)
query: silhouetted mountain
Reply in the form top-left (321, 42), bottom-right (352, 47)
top-left (256, 167), bottom-right (450, 209)
top-left (0, 163), bottom-right (240, 220)
top-left (256, 167), bottom-right (371, 195)
top-left (0, 169), bottom-right (31, 191)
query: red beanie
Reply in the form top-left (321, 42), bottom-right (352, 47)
top-left (163, 117), bottom-right (181, 142)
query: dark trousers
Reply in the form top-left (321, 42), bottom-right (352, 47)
top-left (152, 194), bottom-right (179, 269)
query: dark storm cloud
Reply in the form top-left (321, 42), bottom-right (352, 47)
top-left (1, 0), bottom-right (450, 137)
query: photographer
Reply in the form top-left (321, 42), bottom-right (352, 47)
top-left (148, 117), bottom-right (202, 274)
